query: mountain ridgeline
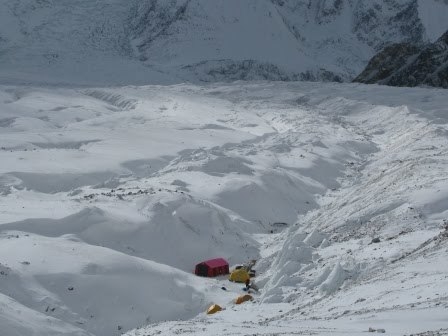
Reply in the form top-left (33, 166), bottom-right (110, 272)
top-left (0, 0), bottom-right (447, 85)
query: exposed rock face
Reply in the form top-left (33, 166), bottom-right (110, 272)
top-left (354, 30), bottom-right (448, 88)
top-left (351, 0), bottom-right (425, 50)
top-left (353, 43), bottom-right (421, 83)
top-left (182, 59), bottom-right (345, 83)
top-left (388, 30), bottom-right (448, 88)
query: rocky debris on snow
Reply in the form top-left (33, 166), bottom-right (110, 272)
top-left (186, 59), bottom-right (346, 83)
top-left (45, 306), bottom-right (56, 313)
top-left (404, 328), bottom-right (448, 336)
top-left (441, 220), bottom-right (448, 238)
top-left (392, 223), bottom-right (448, 263)
top-left (386, 230), bottom-right (411, 241)
top-left (0, 263), bottom-right (10, 276)
top-left (369, 327), bottom-right (386, 333)
top-left (371, 237), bottom-right (381, 244)
top-left (80, 186), bottom-right (186, 202)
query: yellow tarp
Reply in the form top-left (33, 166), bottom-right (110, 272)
top-left (235, 294), bottom-right (253, 305)
top-left (206, 304), bottom-right (222, 315)
top-left (229, 268), bottom-right (250, 283)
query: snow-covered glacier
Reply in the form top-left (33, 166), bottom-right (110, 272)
top-left (1, 0), bottom-right (447, 85)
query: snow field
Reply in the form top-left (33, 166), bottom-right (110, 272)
top-left (0, 82), bottom-right (447, 335)
top-left (128, 83), bottom-right (448, 335)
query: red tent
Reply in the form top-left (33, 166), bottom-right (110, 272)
top-left (195, 258), bottom-right (229, 277)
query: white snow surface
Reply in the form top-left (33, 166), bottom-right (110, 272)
top-left (0, 81), bottom-right (448, 336)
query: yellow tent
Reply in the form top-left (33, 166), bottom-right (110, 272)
top-left (206, 304), bottom-right (222, 315)
top-left (235, 294), bottom-right (253, 305)
top-left (229, 268), bottom-right (250, 283)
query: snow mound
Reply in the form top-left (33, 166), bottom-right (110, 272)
top-left (0, 232), bottom-right (210, 336)
top-left (1, 193), bottom-right (259, 272)
top-left (0, 292), bottom-right (91, 336)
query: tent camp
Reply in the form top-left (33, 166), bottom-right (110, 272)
top-left (229, 268), bottom-right (250, 283)
top-left (206, 304), bottom-right (222, 315)
top-left (235, 294), bottom-right (253, 304)
top-left (195, 258), bottom-right (229, 277)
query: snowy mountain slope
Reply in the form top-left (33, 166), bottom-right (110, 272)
top-left (0, 2), bottom-right (447, 336)
top-left (354, 30), bottom-right (448, 88)
top-left (260, 88), bottom-right (448, 304)
top-left (0, 0), bottom-right (174, 85)
top-left (123, 84), bottom-right (448, 336)
top-left (0, 81), bottom-right (369, 335)
top-left (0, 229), bottom-right (223, 336)
top-left (1, 0), bottom-right (448, 85)
top-left (1, 81), bottom-right (448, 335)
top-left (0, 291), bottom-right (91, 336)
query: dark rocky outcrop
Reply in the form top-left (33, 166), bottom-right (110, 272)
top-left (354, 30), bottom-right (448, 88)
top-left (181, 59), bottom-right (346, 83)
top-left (353, 43), bottom-right (421, 83)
